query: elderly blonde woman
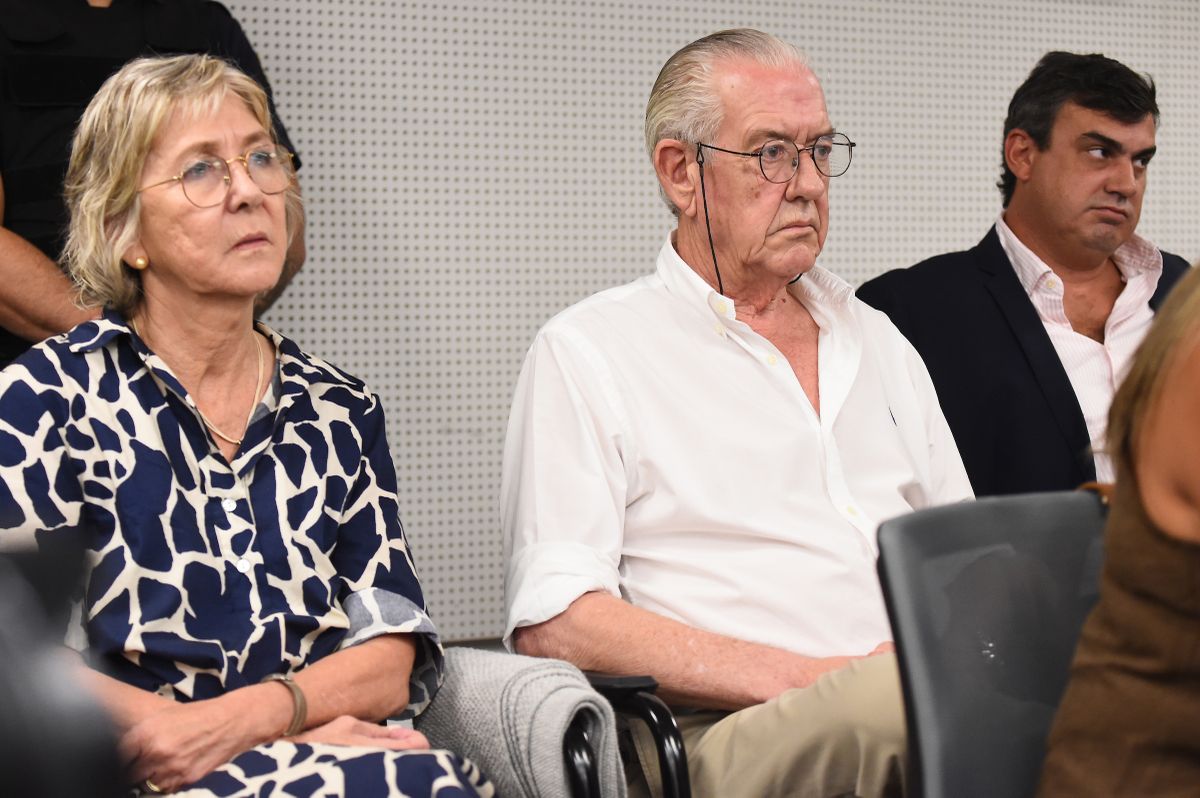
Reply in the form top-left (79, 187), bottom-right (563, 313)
top-left (0, 55), bottom-right (491, 797)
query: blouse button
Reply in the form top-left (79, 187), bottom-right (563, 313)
top-left (235, 557), bottom-right (251, 573)
top-left (221, 498), bottom-right (237, 512)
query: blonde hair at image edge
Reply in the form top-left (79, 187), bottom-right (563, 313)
top-left (1106, 263), bottom-right (1200, 469)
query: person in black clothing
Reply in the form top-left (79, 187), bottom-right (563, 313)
top-left (0, 0), bottom-right (304, 367)
top-left (858, 52), bottom-right (1189, 497)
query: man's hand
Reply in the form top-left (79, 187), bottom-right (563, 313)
top-left (294, 716), bottom-right (430, 750)
top-left (518, 591), bottom-right (898, 711)
top-left (784, 641), bottom-right (894, 694)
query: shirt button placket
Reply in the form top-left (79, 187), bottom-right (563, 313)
top-left (218, 493), bottom-right (252, 573)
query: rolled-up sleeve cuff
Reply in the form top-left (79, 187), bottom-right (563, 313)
top-left (503, 540), bottom-right (621, 651)
top-left (341, 587), bottom-right (443, 718)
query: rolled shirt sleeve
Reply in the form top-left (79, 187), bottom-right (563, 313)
top-left (501, 323), bottom-right (631, 649)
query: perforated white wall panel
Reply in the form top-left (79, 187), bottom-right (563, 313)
top-left (227, 0), bottom-right (1200, 640)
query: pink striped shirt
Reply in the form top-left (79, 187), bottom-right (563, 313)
top-left (996, 215), bottom-right (1163, 482)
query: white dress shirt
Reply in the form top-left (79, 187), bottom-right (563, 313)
top-left (502, 238), bottom-right (973, 658)
top-left (995, 215), bottom-right (1163, 482)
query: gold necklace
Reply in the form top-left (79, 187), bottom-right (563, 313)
top-left (132, 319), bottom-right (265, 446)
top-left (198, 334), bottom-right (265, 446)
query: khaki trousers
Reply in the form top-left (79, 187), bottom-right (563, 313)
top-left (627, 653), bottom-right (905, 798)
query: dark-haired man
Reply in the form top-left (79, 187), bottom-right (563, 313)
top-left (859, 51), bottom-right (1190, 497)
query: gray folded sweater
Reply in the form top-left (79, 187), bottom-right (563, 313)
top-left (415, 647), bottom-right (626, 797)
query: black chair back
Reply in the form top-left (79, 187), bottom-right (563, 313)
top-left (0, 549), bottom-right (125, 798)
top-left (877, 491), bottom-right (1108, 798)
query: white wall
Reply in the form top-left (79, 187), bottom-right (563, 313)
top-left (227, 0), bottom-right (1200, 640)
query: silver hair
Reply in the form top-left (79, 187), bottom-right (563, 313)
top-left (644, 29), bottom-right (809, 215)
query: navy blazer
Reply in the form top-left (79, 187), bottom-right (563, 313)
top-left (857, 226), bottom-right (1190, 497)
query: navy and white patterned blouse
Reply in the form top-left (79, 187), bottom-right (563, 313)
top-left (0, 310), bottom-right (441, 704)
top-left (0, 312), bottom-right (495, 796)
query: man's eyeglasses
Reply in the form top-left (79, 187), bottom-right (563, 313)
top-left (697, 132), bottom-right (855, 181)
top-left (138, 145), bottom-right (295, 208)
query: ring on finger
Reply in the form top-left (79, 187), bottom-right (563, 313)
top-left (143, 779), bottom-right (163, 794)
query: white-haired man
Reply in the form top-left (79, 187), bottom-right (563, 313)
top-left (502, 29), bottom-right (973, 797)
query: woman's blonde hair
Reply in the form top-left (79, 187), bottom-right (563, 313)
top-left (62, 54), bottom-right (303, 315)
top-left (1107, 264), bottom-right (1200, 472)
top-left (644, 29), bottom-right (807, 215)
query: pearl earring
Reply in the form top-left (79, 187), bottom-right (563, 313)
top-left (132, 257), bottom-right (148, 270)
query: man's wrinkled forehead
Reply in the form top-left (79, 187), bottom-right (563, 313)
top-left (711, 55), bottom-right (821, 95)
top-left (713, 58), bottom-right (829, 137)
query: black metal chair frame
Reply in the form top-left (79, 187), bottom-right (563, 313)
top-left (562, 672), bottom-right (691, 798)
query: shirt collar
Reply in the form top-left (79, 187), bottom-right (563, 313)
top-left (654, 235), bottom-right (854, 320)
top-left (65, 310), bottom-right (361, 472)
top-left (69, 308), bottom-right (340, 416)
top-left (66, 310), bottom-right (192, 402)
top-left (65, 308), bottom-right (129, 353)
top-left (995, 213), bottom-right (1163, 297)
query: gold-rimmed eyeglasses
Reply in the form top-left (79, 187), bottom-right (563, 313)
top-left (138, 145), bottom-right (294, 208)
